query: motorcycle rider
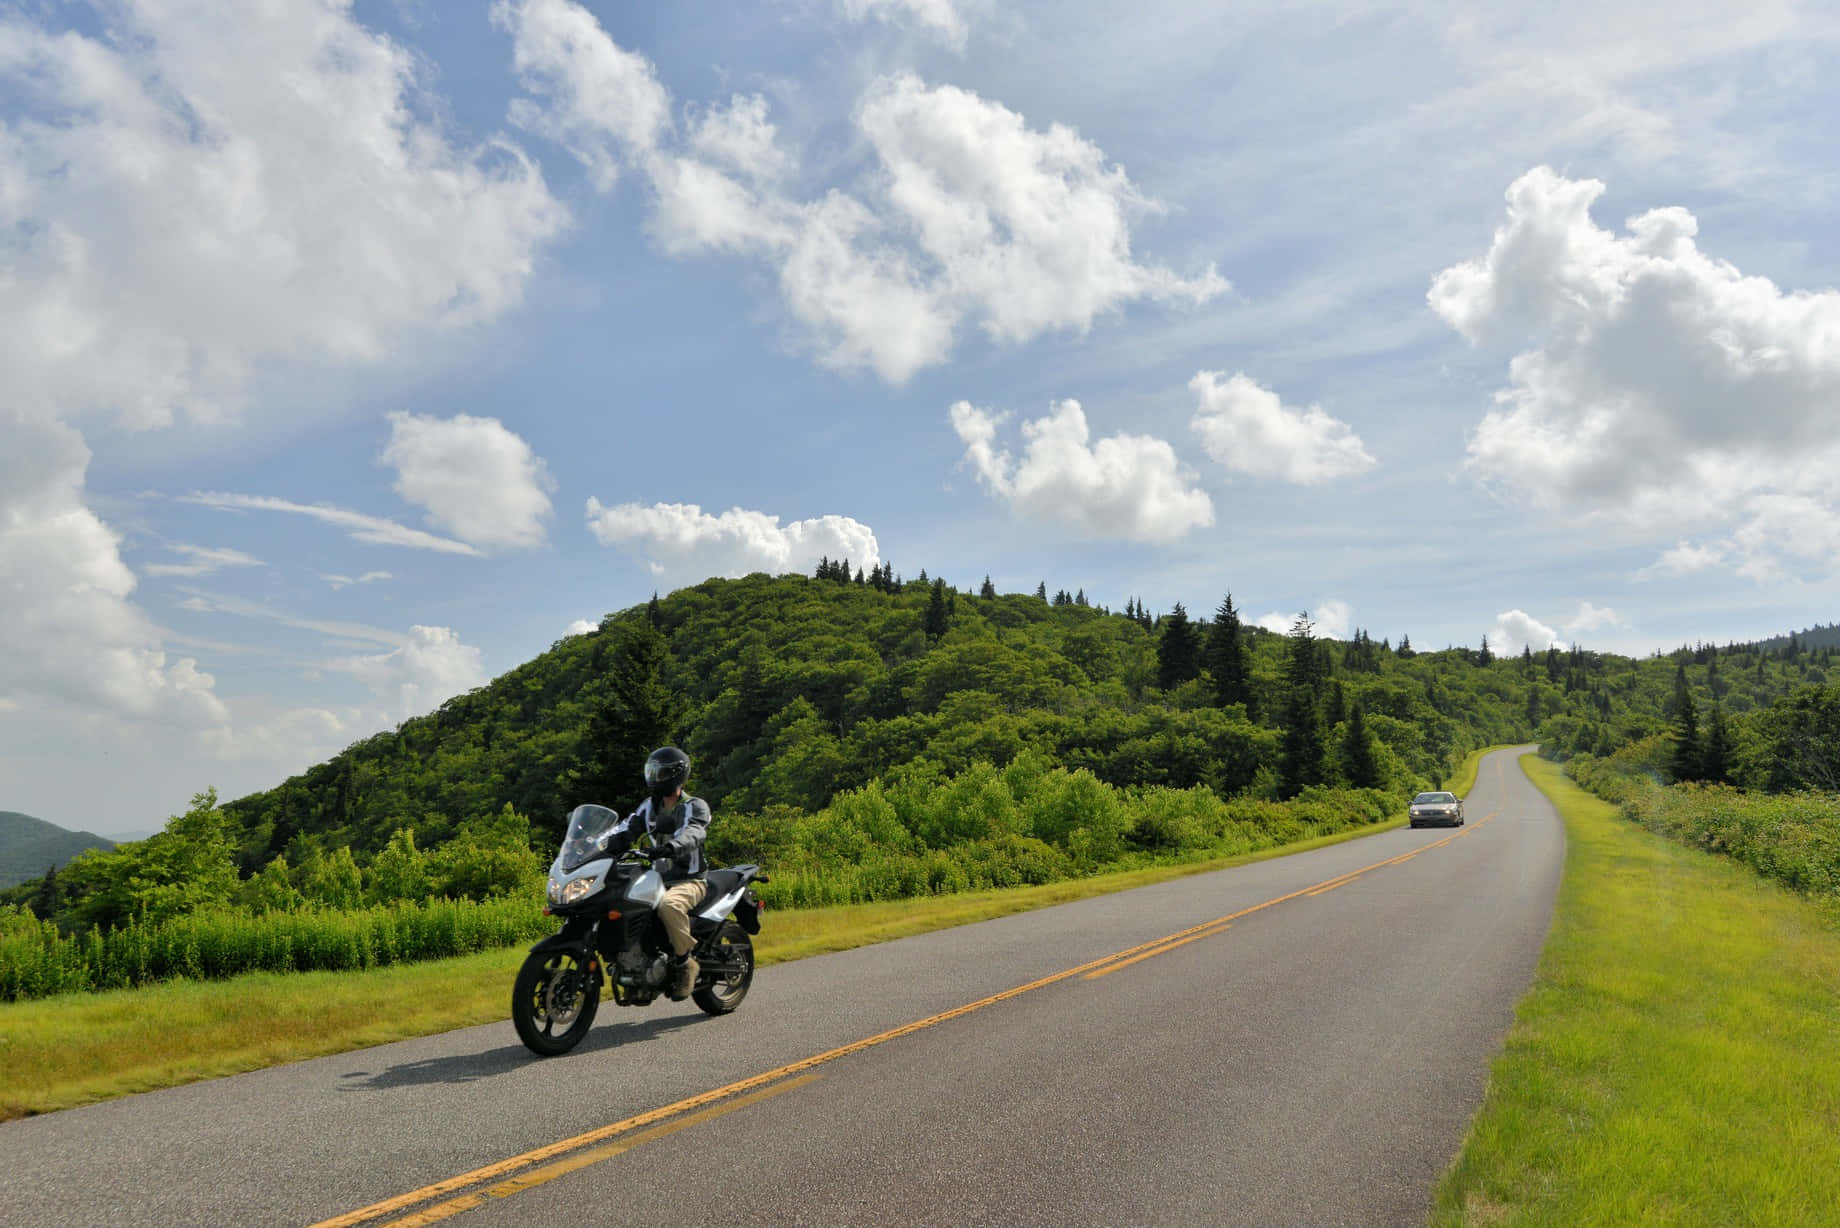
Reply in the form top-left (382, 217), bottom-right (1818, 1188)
top-left (605, 746), bottom-right (710, 1001)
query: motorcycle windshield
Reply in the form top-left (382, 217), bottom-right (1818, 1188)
top-left (557, 803), bottom-right (622, 874)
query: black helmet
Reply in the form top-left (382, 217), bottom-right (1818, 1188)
top-left (644, 746), bottom-right (690, 798)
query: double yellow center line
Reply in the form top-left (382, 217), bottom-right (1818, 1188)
top-left (313, 813), bottom-right (1495, 1227)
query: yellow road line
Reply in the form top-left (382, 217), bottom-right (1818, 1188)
top-left (382, 1075), bottom-right (822, 1227)
top-left (1083, 922), bottom-right (1233, 980)
top-left (313, 808), bottom-right (1503, 1228)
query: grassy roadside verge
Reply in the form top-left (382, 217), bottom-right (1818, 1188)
top-left (3, 751), bottom-right (1508, 1122)
top-left (1432, 754), bottom-right (1840, 1226)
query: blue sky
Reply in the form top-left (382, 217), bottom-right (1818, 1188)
top-left (5, 0), bottom-right (1839, 836)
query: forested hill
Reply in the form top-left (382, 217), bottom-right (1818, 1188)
top-left (1743, 622), bottom-right (1840, 655)
top-left (202, 568), bottom-right (1749, 875)
top-left (0, 812), bottom-right (114, 889)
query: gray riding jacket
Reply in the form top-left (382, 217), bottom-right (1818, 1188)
top-left (611, 794), bottom-right (710, 882)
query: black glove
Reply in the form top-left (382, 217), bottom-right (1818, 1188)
top-left (648, 845), bottom-right (676, 863)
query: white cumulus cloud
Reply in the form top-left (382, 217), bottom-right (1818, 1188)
top-left (2, 2), bottom-right (566, 432)
top-left (381, 411), bottom-right (556, 551)
top-left (1564, 602), bottom-right (1629, 634)
top-left (333, 625), bottom-right (488, 724)
top-left (1491, 609), bottom-right (1566, 656)
top-left (495, 0), bottom-right (671, 190)
top-left (1431, 166), bottom-right (1840, 582)
top-left (1256, 599), bottom-right (1353, 640)
top-left (0, 411), bottom-right (228, 727)
top-left (585, 500), bottom-right (882, 589)
top-left (1188, 371), bottom-right (1376, 485)
top-left (0, 0), bottom-right (565, 753)
top-left (496, 1), bottom-right (1223, 382)
top-left (951, 400), bottom-right (1214, 543)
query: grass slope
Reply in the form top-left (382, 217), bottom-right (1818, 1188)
top-left (1432, 755), bottom-right (1840, 1226)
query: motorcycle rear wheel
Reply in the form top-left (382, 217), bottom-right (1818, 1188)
top-left (692, 920), bottom-right (753, 1016)
top-left (512, 948), bottom-right (600, 1056)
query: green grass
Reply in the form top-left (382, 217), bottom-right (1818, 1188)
top-left (1432, 754), bottom-right (1840, 1226)
top-left (0, 799), bottom-right (1431, 1121)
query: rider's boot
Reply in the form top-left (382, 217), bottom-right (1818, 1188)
top-left (667, 953), bottom-right (699, 1001)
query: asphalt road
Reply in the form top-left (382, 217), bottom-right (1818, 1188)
top-left (3, 747), bottom-right (1564, 1227)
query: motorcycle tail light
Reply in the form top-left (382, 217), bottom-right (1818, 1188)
top-left (606, 908), bottom-right (623, 920)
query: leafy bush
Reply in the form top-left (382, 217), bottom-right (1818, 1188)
top-left (0, 896), bottom-right (550, 1003)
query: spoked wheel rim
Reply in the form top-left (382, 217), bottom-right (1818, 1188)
top-left (513, 949), bottom-right (599, 1055)
top-left (692, 921), bottom-right (753, 1014)
top-left (708, 933), bottom-right (752, 1002)
top-left (538, 956), bottom-right (588, 1029)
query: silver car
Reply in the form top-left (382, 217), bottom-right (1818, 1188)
top-left (1408, 791), bottom-right (1464, 828)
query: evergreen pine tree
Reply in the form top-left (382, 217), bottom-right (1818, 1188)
top-left (1036, 581), bottom-right (1048, 601)
top-left (1156, 602), bottom-right (1202, 689)
top-left (924, 578), bottom-right (951, 641)
top-left (1477, 634), bottom-right (1494, 665)
top-left (31, 862), bottom-right (62, 922)
top-left (1667, 666), bottom-right (1701, 783)
top-left (1340, 701), bottom-right (1383, 789)
top-left (564, 621), bottom-right (678, 812)
top-left (1397, 633), bottom-right (1415, 659)
top-left (1701, 700), bottom-right (1731, 784)
top-left (1204, 592), bottom-right (1255, 719)
top-left (1325, 679), bottom-right (1347, 727)
top-left (980, 574), bottom-right (996, 599)
top-left (1279, 614), bottom-right (1326, 797)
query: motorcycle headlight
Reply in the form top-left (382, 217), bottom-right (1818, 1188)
top-left (559, 875), bottom-right (598, 905)
top-left (546, 877), bottom-right (562, 904)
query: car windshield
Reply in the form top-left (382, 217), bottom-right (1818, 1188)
top-left (1412, 792), bottom-right (1457, 805)
top-left (557, 803), bottom-right (622, 873)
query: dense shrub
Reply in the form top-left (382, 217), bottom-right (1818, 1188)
top-left (0, 896), bottom-right (549, 1003)
top-left (1566, 756), bottom-right (1840, 902)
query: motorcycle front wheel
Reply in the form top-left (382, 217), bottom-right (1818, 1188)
top-left (512, 948), bottom-right (600, 1056)
top-left (692, 920), bottom-right (754, 1016)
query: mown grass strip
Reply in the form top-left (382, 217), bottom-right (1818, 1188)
top-left (1431, 754), bottom-right (1840, 1227)
top-left (2, 746), bottom-right (1503, 1121)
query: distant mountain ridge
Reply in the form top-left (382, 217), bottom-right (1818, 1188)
top-left (1744, 622), bottom-right (1840, 654)
top-left (0, 812), bottom-right (115, 889)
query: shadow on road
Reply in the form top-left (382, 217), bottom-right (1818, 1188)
top-left (338, 1012), bottom-right (708, 1091)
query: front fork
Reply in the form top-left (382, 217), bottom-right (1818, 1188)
top-left (530, 914), bottom-right (606, 991)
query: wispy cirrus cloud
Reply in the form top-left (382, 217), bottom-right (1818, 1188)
top-left (142, 544), bottom-right (264, 579)
top-left (321, 571), bottom-right (393, 590)
top-left (182, 493), bottom-right (482, 556)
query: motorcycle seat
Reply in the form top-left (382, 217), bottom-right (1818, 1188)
top-left (704, 867), bottom-right (750, 899)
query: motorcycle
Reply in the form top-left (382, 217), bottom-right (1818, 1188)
top-left (512, 802), bottom-right (766, 1057)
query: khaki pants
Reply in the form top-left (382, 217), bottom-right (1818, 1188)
top-left (657, 880), bottom-right (708, 957)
